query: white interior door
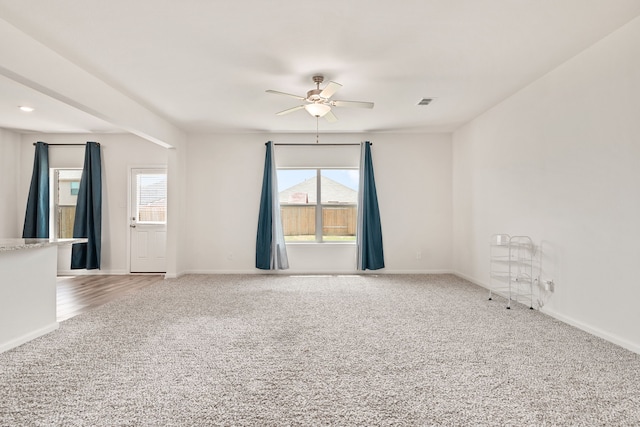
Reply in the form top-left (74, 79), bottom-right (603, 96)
top-left (130, 168), bottom-right (167, 273)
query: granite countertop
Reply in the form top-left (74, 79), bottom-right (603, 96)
top-left (0, 238), bottom-right (88, 252)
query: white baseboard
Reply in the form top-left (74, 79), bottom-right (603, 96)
top-left (164, 271), bottom-right (188, 279)
top-left (183, 269), bottom-right (357, 275)
top-left (183, 269), bottom-right (263, 275)
top-left (451, 271), bottom-right (640, 356)
top-left (452, 271), bottom-right (489, 288)
top-left (57, 269), bottom-right (128, 276)
top-left (540, 306), bottom-right (640, 355)
top-left (384, 269), bottom-right (455, 275)
top-left (0, 322), bottom-right (59, 354)
top-left (181, 269), bottom-right (456, 275)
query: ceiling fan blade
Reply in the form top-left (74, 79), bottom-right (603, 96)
top-left (320, 81), bottom-right (342, 99)
top-left (266, 90), bottom-right (306, 100)
top-left (332, 100), bottom-right (374, 109)
top-left (276, 105), bottom-right (305, 116)
top-left (324, 110), bottom-right (338, 123)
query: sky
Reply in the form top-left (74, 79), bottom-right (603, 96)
top-left (277, 169), bottom-right (359, 192)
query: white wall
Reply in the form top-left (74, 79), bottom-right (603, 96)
top-left (9, 130), bottom-right (451, 275)
top-left (372, 133), bottom-right (452, 273)
top-left (452, 16), bottom-right (640, 352)
top-left (0, 129), bottom-right (21, 237)
top-left (18, 134), bottom-right (168, 274)
top-left (185, 132), bottom-right (452, 274)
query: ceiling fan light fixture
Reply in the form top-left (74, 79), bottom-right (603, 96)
top-left (304, 103), bottom-right (331, 117)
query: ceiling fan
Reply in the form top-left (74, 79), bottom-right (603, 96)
top-left (266, 75), bottom-right (374, 122)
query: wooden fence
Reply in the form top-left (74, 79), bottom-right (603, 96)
top-left (57, 205), bottom-right (164, 239)
top-left (281, 204), bottom-right (357, 237)
top-left (57, 206), bottom-right (76, 238)
top-left (62, 205), bottom-right (348, 239)
top-left (138, 206), bottom-right (166, 222)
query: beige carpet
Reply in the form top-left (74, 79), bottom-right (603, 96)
top-left (1, 274), bottom-right (639, 426)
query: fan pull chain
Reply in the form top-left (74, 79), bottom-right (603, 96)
top-left (316, 117), bottom-right (319, 143)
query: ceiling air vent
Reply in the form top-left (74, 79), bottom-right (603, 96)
top-left (417, 98), bottom-right (434, 106)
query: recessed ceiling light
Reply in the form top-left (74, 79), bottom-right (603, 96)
top-left (19, 106), bottom-right (34, 112)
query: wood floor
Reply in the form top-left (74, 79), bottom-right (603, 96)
top-left (56, 275), bottom-right (164, 322)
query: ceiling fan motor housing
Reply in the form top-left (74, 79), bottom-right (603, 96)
top-left (307, 89), bottom-right (324, 102)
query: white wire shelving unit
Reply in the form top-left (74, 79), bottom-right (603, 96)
top-left (489, 234), bottom-right (535, 309)
top-left (489, 234), bottom-right (511, 304)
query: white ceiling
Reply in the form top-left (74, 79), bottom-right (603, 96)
top-left (1, 0), bottom-right (640, 136)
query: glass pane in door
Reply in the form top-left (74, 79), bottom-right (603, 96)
top-left (136, 173), bottom-right (167, 224)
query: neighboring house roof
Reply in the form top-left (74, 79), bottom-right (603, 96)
top-left (139, 180), bottom-right (167, 206)
top-left (279, 176), bottom-right (357, 204)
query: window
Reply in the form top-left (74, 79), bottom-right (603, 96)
top-left (136, 172), bottom-right (167, 224)
top-left (54, 169), bottom-right (82, 238)
top-left (278, 168), bottom-right (358, 242)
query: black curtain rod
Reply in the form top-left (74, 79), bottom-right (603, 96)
top-left (266, 143), bottom-right (370, 146)
top-left (32, 142), bottom-right (100, 146)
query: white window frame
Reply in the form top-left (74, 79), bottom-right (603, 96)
top-left (134, 170), bottom-right (167, 225)
top-left (50, 168), bottom-right (83, 239)
top-left (278, 167), bottom-right (358, 244)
